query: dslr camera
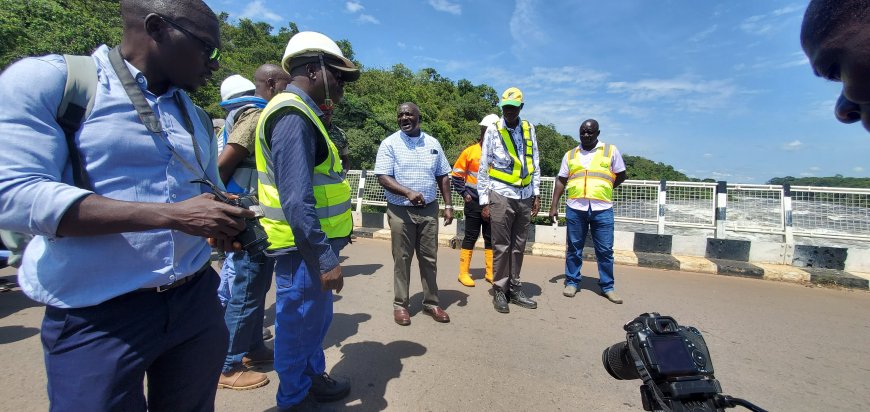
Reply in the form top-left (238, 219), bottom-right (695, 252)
top-left (602, 313), bottom-right (766, 412)
top-left (196, 179), bottom-right (270, 257)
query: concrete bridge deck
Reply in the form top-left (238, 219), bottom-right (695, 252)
top-left (1, 237), bottom-right (869, 411)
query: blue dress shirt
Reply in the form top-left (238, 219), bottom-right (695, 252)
top-left (374, 131), bottom-right (451, 206)
top-left (0, 45), bottom-right (220, 308)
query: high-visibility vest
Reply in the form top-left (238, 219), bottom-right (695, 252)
top-left (254, 92), bottom-right (352, 250)
top-left (452, 143), bottom-right (481, 189)
top-left (488, 120), bottom-right (534, 187)
top-left (565, 143), bottom-right (617, 202)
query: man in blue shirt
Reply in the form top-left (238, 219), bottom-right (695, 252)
top-left (375, 102), bottom-right (454, 326)
top-left (0, 1), bottom-right (253, 410)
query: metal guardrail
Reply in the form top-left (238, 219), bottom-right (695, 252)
top-left (347, 170), bottom-right (870, 242)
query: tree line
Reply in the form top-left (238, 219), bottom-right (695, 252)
top-left (1, 0), bottom-right (690, 180)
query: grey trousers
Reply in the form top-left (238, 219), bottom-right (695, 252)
top-left (489, 191), bottom-right (532, 292)
top-left (387, 202), bottom-right (440, 309)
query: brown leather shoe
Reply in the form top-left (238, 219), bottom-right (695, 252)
top-left (394, 308), bottom-right (411, 326)
top-left (423, 306), bottom-right (450, 323)
top-left (218, 367), bottom-right (269, 390)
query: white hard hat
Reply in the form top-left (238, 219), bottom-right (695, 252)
top-left (281, 31), bottom-right (360, 82)
top-left (479, 113), bottom-right (500, 126)
top-left (220, 74), bottom-right (255, 101)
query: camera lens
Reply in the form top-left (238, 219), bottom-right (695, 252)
top-left (602, 342), bottom-right (640, 380)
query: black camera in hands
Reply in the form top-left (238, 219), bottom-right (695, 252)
top-left (195, 179), bottom-right (271, 257)
top-left (223, 194), bottom-right (271, 257)
top-left (602, 313), bottom-right (766, 412)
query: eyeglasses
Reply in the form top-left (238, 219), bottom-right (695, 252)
top-left (159, 15), bottom-right (221, 63)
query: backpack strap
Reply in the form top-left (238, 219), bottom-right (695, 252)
top-left (58, 54), bottom-right (98, 190)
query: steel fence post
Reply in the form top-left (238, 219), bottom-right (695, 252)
top-left (715, 181), bottom-right (728, 238)
top-left (355, 170), bottom-right (366, 213)
top-left (657, 179), bottom-right (667, 235)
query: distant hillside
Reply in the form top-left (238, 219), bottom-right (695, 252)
top-left (767, 175), bottom-right (870, 188)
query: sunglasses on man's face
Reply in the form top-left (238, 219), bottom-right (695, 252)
top-left (159, 15), bottom-right (221, 63)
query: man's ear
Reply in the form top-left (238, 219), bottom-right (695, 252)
top-left (144, 13), bottom-right (166, 42)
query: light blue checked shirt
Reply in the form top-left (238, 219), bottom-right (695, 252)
top-left (0, 45), bottom-right (220, 308)
top-left (374, 131), bottom-right (451, 206)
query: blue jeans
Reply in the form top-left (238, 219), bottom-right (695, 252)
top-left (565, 206), bottom-right (616, 293)
top-left (221, 251), bottom-right (275, 372)
top-left (274, 238), bottom-right (347, 408)
top-left (41, 268), bottom-right (227, 412)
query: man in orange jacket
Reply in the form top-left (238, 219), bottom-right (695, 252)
top-left (451, 114), bottom-right (500, 286)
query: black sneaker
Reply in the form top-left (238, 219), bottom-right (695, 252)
top-left (309, 372), bottom-right (350, 402)
top-left (279, 393), bottom-right (325, 412)
top-left (509, 290), bottom-right (537, 309)
top-left (493, 289), bottom-right (510, 313)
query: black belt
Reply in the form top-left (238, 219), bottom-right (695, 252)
top-left (138, 263), bottom-right (210, 293)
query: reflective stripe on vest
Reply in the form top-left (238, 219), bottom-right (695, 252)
top-left (565, 143), bottom-right (616, 202)
top-left (254, 92), bottom-right (352, 250)
top-left (488, 120), bottom-right (534, 187)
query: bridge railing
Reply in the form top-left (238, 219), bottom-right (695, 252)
top-left (346, 170), bottom-right (870, 241)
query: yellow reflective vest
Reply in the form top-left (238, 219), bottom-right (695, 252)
top-left (565, 143), bottom-right (617, 202)
top-left (488, 120), bottom-right (534, 187)
top-left (254, 92), bottom-right (352, 250)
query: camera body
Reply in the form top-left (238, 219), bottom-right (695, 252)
top-left (222, 194), bottom-right (271, 257)
top-left (603, 313), bottom-right (723, 411)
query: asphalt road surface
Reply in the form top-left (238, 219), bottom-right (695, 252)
top-left (1, 238), bottom-right (868, 411)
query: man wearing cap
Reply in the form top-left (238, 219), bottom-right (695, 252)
top-left (0, 1), bottom-right (254, 410)
top-left (452, 114), bottom-right (499, 287)
top-left (216, 65), bottom-right (290, 390)
top-left (801, 0), bottom-right (870, 137)
top-left (254, 31), bottom-right (359, 410)
top-left (375, 102), bottom-right (454, 326)
top-left (548, 119), bottom-right (627, 304)
top-left (478, 87), bottom-right (541, 314)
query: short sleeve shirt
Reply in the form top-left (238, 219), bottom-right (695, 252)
top-left (374, 131), bottom-right (451, 206)
top-left (558, 141), bottom-right (626, 211)
top-left (226, 108), bottom-right (259, 153)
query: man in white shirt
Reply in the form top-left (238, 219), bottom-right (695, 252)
top-left (478, 87), bottom-right (541, 314)
top-left (549, 119), bottom-right (627, 303)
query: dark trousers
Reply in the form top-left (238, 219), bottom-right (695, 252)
top-left (462, 199), bottom-right (492, 250)
top-left (489, 191), bottom-right (532, 292)
top-left (41, 268), bottom-right (228, 412)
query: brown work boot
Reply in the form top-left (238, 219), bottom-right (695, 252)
top-left (218, 366), bottom-right (269, 390)
top-left (242, 346), bottom-right (274, 368)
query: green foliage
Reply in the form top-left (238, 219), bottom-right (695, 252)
top-left (0, 4), bottom-right (690, 182)
top-left (622, 155), bottom-right (690, 181)
top-left (766, 175), bottom-right (870, 188)
top-left (0, 0), bottom-right (121, 68)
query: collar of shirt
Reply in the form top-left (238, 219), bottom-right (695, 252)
top-left (578, 141), bottom-right (605, 154)
top-left (283, 84), bottom-right (324, 119)
top-left (93, 45), bottom-right (179, 98)
top-left (399, 130), bottom-right (426, 145)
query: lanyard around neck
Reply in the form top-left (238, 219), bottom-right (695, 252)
top-left (107, 47), bottom-right (211, 185)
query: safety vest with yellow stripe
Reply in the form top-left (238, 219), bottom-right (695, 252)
top-left (254, 92), bottom-right (352, 250)
top-left (488, 120), bottom-right (535, 187)
top-left (565, 143), bottom-right (617, 202)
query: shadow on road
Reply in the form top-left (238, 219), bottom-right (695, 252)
top-left (547, 273), bottom-right (604, 294)
top-left (323, 312), bottom-right (372, 349)
top-left (328, 340), bottom-right (427, 411)
top-left (0, 275), bottom-right (41, 345)
top-left (342, 263), bottom-right (383, 278)
top-left (408, 288), bottom-right (469, 315)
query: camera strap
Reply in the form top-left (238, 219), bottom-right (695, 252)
top-left (107, 47), bottom-right (213, 186)
top-left (628, 343), bottom-right (673, 412)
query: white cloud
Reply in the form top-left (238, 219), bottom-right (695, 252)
top-left (782, 140), bottom-right (803, 151)
top-left (711, 172), bottom-right (732, 177)
top-left (358, 14), bottom-right (380, 24)
top-left (800, 172), bottom-right (815, 177)
top-left (606, 75), bottom-right (739, 111)
top-left (703, 153), bottom-right (713, 158)
top-left (428, 0), bottom-right (461, 15)
top-left (345, 1), bottom-right (364, 13)
top-left (809, 166), bottom-right (821, 171)
top-left (528, 66), bottom-right (609, 89)
top-left (397, 42), bottom-right (407, 49)
top-left (855, 166), bottom-right (865, 173)
top-left (239, 0), bottom-right (283, 22)
top-left (740, 4), bottom-right (803, 35)
top-left (510, 0), bottom-right (547, 56)
top-left (689, 24), bottom-right (718, 43)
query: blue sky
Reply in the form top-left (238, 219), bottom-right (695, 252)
top-left (206, 0), bottom-right (870, 183)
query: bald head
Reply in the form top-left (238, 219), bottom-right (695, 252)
top-left (254, 64), bottom-right (290, 101)
top-left (801, 0), bottom-right (870, 52)
top-left (579, 119), bottom-right (601, 150)
top-left (120, 0), bottom-right (216, 28)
